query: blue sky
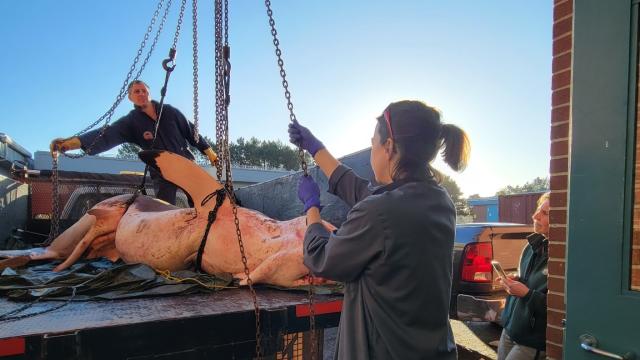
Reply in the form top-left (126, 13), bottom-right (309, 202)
top-left (0, 1), bottom-right (551, 197)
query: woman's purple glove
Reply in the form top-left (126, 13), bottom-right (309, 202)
top-left (298, 175), bottom-right (321, 212)
top-left (288, 120), bottom-right (325, 156)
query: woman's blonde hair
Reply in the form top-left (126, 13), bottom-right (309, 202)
top-left (537, 192), bottom-right (551, 207)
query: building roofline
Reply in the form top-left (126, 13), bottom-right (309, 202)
top-left (1, 133), bottom-right (32, 158)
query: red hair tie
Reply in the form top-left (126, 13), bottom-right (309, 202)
top-left (384, 109), bottom-right (394, 140)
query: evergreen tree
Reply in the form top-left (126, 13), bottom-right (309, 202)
top-left (495, 177), bottom-right (549, 195)
top-left (440, 174), bottom-right (470, 216)
top-left (116, 135), bottom-right (308, 171)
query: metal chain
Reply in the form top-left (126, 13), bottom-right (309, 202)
top-left (191, 0), bottom-right (200, 143)
top-left (133, 0), bottom-right (173, 82)
top-left (214, 1), bottom-right (262, 358)
top-left (214, 0), bottom-right (224, 182)
top-left (152, 0), bottom-right (187, 149)
top-left (231, 192), bottom-right (263, 359)
top-left (171, 0), bottom-right (187, 51)
top-left (44, 155), bottom-right (61, 245)
top-left (307, 273), bottom-right (317, 358)
top-left (264, 1), bottom-right (317, 357)
top-left (264, 0), bottom-right (308, 177)
top-left (66, 0), bottom-right (173, 159)
top-left (223, 0), bottom-right (230, 107)
top-left (224, 0), bottom-right (228, 46)
top-left (71, 0), bottom-right (165, 137)
top-left (0, 287), bottom-right (77, 322)
top-left (138, 0), bottom-right (186, 203)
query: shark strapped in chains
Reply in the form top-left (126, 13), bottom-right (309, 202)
top-left (1, 150), bottom-right (335, 288)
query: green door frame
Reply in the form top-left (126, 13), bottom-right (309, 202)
top-left (567, 0), bottom-right (640, 358)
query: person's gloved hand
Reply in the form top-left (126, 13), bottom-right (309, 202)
top-left (204, 147), bottom-right (218, 167)
top-left (298, 175), bottom-right (321, 212)
top-left (50, 137), bottom-right (81, 157)
top-left (288, 120), bottom-right (325, 156)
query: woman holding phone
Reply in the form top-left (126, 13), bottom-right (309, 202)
top-left (497, 192), bottom-right (550, 360)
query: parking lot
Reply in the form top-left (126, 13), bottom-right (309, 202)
top-left (453, 320), bottom-right (502, 359)
top-left (323, 320), bottom-right (502, 360)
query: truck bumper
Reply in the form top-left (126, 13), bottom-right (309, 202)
top-left (456, 294), bottom-right (506, 322)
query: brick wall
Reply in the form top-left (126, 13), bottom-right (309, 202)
top-left (547, 0), bottom-right (573, 359)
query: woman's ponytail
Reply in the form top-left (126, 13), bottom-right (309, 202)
top-left (440, 124), bottom-right (470, 172)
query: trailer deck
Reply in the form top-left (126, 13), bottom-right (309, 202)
top-left (0, 288), bottom-right (342, 359)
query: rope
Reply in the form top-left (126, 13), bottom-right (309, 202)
top-left (154, 269), bottom-right (236, 290)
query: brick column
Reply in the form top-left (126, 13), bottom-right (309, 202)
top-left (547, 1), bottom-right (573, 359)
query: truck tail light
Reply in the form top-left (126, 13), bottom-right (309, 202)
top-left (461, 242), bottom-right (493, 283)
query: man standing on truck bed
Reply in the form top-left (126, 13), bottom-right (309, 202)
top-left (49, 80), bottom-right (218, 206)
top-left (497, 192), bottom-right (550, 360)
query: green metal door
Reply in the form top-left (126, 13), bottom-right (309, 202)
top-left (567, 0), bottom-right (640, 359)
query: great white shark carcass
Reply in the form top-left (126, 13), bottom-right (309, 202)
top-left (2, 150), bottom-right (335, 288)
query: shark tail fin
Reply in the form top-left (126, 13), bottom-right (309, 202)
top-left (139, 150), bottom-right (224, 214)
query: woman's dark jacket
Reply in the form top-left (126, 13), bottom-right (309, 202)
top-left (304, 165), bottom-right (458, 360)
top-left (501, 232), bottom-right (549, 350)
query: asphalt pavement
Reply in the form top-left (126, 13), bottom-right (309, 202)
top-left (322, 320), bottom-right (502, 360)
top-left (453, 320), bottom-right (502, 359)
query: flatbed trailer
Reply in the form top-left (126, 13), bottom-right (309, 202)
top-left (1, 152), bottom-right (344, 359)
top-left (0, 288), bottom-right (342, 359)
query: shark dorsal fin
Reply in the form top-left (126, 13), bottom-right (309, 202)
top-left (138, 150), bottom-right (223, 214)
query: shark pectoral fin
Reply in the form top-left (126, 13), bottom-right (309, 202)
top-left (184, 252), bottom-right (197, 267)
top-left (87, 207), bottom-right (124, 219)
top-left (139, 150), bottom-right (223, 214)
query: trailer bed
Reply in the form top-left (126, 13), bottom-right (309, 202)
top-left (0, 289), bottom-right (342, 359)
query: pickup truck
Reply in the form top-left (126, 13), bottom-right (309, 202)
top-left (451, 223), bottom-right (532, 323)
top-left (234, 152), bottom-right (535, 325)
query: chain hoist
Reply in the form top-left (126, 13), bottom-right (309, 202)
top-left (152, 0), bottom-right (187, 150)
top-left (264, 1), bottom-right (318, 357)
top-left (191, 0), bottom-right (201, 143)
top-left (213, 1), bottom-right (263, 359)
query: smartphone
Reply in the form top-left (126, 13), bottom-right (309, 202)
top-left (491, 260), bottom-right (509, 282)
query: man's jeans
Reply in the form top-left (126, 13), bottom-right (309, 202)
top-left (497, 330), bottom-right (546, 360)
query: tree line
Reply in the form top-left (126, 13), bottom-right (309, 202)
top-left (116, 137), bottom-right (548, 218)
top-left (116, 135), bottom-right (312, 171)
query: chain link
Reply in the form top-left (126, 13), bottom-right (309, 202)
top-left (231, 194), bottom-right (263, 359)
top-left (66, 0), bottom-right (173, 159)
top-left (214, 0), bottom-right (224, 182)
top-left (264, 0), bottom-right (308, 177)
top-left (307, 273), bottom-right (317, 356)
top-left (191, 0), bottom-right (200, 143)
top-left (171, 0), bottom-right (187, 51)
top-left (44, 155), bottom-right (61, 245)
top-left (264, 1), bottom-right (317, 357)
top-left (214, 1), bottom-right (262, 358)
